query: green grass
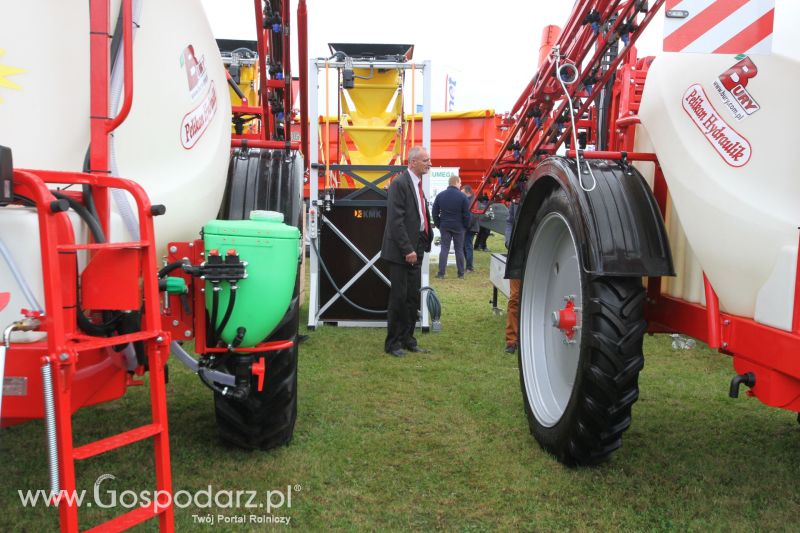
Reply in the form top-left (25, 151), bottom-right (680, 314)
top-left (2, 234), bottom-right (799, 532)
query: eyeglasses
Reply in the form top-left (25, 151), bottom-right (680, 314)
top-left (412, 158), bottom-right (431, 163)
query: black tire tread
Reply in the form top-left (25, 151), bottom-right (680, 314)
top-left (519, 189), bottom-right (646, 466)
top-left (213, 148), bottom-right (302, 451)
top-left (559, 277), bottom-right (645, 465)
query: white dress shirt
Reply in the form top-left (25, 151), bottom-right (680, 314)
top-left (408, 169), bottom-right (426, 232)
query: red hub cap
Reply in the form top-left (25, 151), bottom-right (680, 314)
top-left (554, 299), bottom-right (578, 340)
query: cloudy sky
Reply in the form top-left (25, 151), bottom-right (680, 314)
top-left (200, 0), bottom-right (665, 114)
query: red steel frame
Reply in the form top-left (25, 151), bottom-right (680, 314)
top-left (475, 0), bottom-right (800, 414)
top-left (12, 170), bottom-right (174, 532)
top-left (5, 0), bottom-right (311, 530)
top-left (3, 0), bottom-right (174, 531)
top-left (229, 0), bottom-right (303, 152)
top-left (473, 0), bottom-right (666, 207)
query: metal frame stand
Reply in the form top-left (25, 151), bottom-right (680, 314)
top-left (307, 58), bottom-right (431, 329)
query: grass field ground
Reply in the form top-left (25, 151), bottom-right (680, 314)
top-left (2, 235), bottom-right (799, 532)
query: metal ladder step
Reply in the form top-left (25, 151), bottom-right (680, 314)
top-left (73, 424), bottom-right (162, 460)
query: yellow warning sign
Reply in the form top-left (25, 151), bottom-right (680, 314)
top-left (0, 49), bottom-right (25, 104)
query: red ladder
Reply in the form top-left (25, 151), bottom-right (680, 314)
top-left (14, 169), bottom-right (174, 532)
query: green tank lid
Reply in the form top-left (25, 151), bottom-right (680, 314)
top-left (204, 211), bottom-right (299, 240)
top-left (249, 210), bottom-right (283, 222)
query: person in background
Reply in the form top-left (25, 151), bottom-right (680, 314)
top-left (380, 146), bottom-right (433, 357)
top-left (432, 175), bottom-right (470, 279)
top-left (504, 178), bottom-right (528, 354)
top-left (461, 184), bottom-right (479, 272)
top-left (473, 193), bottom-right (491, 251)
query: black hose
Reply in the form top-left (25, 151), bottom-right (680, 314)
top-left (80, 152), bottom-right (101, 224)
top-left (79, 310), bottom-right (122, 336)
top-left (13, 193), bottom-right (36, 207)
top-left (309, 237), bottom-right (388, 315)
top-left (197, 367), bottom-right (230, 396)
top-left (82, 185), bottom-right (100, 225)
top-left (51, 191), bottom-right (106, 244)
top-left (50, 191), bottom-right (123, 336)
top-left (209, 284), bottom-right (220, 346)
top-left (214, 285), bottom-right (237, 340)
top-left (158, 260), bottom-right (187, 279)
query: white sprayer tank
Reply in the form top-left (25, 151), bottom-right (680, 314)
top-left (636, 0), bottom-right (799, 332)
top-left (0, 1), bottom-right (230, 329)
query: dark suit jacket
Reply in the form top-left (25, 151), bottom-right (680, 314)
top-left (381, 169), bottom-right (432, 264)
top-left (432, 186), bottom-right (471, 231)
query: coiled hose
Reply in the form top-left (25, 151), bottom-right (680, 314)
top-left (420, 286), bottom-right (442, 331)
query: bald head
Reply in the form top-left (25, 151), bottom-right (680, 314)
top-left (448, 175), bottom-right (461, 187)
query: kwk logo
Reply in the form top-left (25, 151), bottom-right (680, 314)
top-left (711, 56), bottom-right (760, 122)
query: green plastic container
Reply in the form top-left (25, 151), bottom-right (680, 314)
top-left (203, 210), bottom-right (300, 348)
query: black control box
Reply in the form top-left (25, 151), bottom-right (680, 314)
top-left (0, 145), bottom-right (13, 204)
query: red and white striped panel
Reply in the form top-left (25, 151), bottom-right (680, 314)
top-left (664, 0), bottom-right (775, 54)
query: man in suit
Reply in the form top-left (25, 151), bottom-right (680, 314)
top-left (380, 146), bottom-right (433, 357)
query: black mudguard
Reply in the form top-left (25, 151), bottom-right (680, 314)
top-left (220, 148), bottom-right (304, 229)
top-left (506, 156), bottom-right (674, 279)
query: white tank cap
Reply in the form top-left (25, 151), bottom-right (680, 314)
top-left (249, 210), bottom-right (284, 223)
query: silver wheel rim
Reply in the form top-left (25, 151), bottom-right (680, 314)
top-left (520, 212), bottom-right (583, 428)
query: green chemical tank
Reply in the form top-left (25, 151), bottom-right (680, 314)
top-left (203, 210), bottom-right (300, 348)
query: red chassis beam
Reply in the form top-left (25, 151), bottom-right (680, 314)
top-left (639, 157), bottom-right (800, 412)
top-left (647, 295), bottom-right (800, 411)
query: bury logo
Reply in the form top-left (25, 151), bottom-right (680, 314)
top-left (181, 44), bottom-right (209, 102)
top-left (711, 56), bottom-right (760, 122)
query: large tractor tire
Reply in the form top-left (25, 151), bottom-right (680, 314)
top-left (518, 188), bottom-right (646, 466)
top-left (213, 148), bottom-right (303, 450)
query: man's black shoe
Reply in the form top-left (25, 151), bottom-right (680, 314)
top-left (387, 348), bottom-right (407, 357)
top-left (405, 346), bottom-right (430, 353)
top-left (504, 344), bottom-right (517, 354)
